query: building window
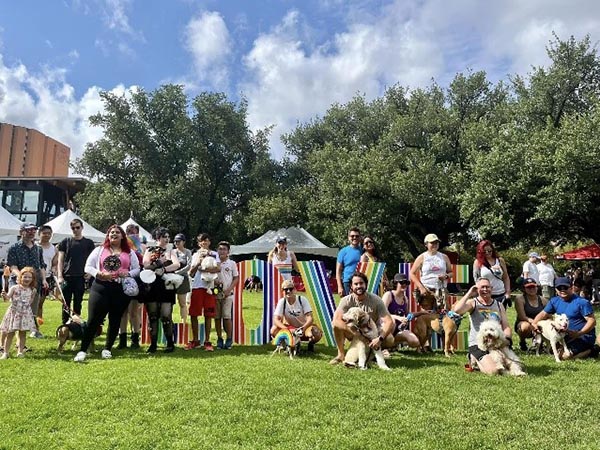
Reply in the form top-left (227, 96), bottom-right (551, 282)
top-left (23, 191), bottom-right (40, 212)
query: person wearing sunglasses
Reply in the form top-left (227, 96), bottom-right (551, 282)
top-left (473, 240), bottom-right (511, 309)
top-left (532, 277), bottom-right (597, 360)
top-left (57, 219), bottom-right (96, 324)
top-left (336, 227), bottom-right (363, 296)
top-left (270, 279), bottom-right (322, 352)
top-left (409, 233), bottom-right (453, 303)
top-left (381, 273), bottom-right (420, 351)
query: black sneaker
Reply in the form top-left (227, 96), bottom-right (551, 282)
top-left (519, 340), bottom-right (527, 351)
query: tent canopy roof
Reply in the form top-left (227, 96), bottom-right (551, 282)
top-left (556, 243), bottom-right (600, 260)
top-left (0, 205), bottom-right (23, 235)
top-left (230, 227), bottom-right (338, 258)
top-left (120, 218), bottom-right (155, 245)
top-left (44, 210), bottom-right (105, 244)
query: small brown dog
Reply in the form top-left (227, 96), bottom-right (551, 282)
top-left (56, 315), bottom-right (99, 353)
top-left (413, 290), bottom-right (459, 357)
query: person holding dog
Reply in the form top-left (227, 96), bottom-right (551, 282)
top-left (409, 233), bottom-right (453, 302)
top-left (532, 277), bottom-right (597, 360)
top-left (473, 240), bottom-right (511, 309)
top-left (330, 271), bottom-right (394, 365)
top-left (514, 278), bottom-right (547, 351)
top-left (271, 279), bottom-right (323, 352)
top-left (336, 227), bottom-right (363, 296)
top-left (382, 273), bottom-right (420, 350)
top-left (74, 225), bottom-right (141, 362)
top-left (139, 227), bottom-right (180, 354)
top-left (452, 277), bottom-right (513, 374)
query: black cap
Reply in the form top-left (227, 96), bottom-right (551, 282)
top-left (174, 233), bottom-right (186, 242)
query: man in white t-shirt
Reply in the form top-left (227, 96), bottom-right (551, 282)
top-left (215, 241), bottom-right (239, 350)
top-left (270, 279), bottom-right (322, 352)
top-left (536, 254), bottom-right (557, 300)
top-left (522, 252), bottom-right (541, 284)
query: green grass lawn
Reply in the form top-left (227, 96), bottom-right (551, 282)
top-left (1, 294), bottom-right (599, 450)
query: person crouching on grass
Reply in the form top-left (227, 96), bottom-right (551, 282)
top-left (270, 279), bottom-right (322, 352)
top-left (0, 267), bottom-right (38, 359)
top-left (215, 241), bottom-right (239, 350)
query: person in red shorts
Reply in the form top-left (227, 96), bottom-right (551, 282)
top-left (186, 233), bottom-right (220, 351)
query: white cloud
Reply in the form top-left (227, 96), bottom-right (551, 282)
top-left (239, 0), bottom-right (600, 158)
top-left (184, 11), bottom-right (232, 90)
top-left (0, 54), bottom-right (134, 174)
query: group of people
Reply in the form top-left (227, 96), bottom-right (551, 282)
top-left (1, 222), bottom-right (598, 370)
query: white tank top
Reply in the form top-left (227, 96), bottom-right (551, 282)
top-left (420, 252), bottom-right (447, 289)
top-left (41, 244), bottom-right (56, 276)
top-left (272, 250), bottom-right (292, 265)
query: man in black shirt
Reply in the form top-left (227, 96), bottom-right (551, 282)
top-left (57, 219), bottom-right (96, 324)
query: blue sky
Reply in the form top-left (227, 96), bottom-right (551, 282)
top-left (1, 0), bottom-right (599, 165)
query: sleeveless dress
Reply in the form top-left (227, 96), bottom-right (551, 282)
top-left (0, 286), bottom-right (37, 332)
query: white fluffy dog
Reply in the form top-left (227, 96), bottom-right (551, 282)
top-left (533, 314), bottom-right (571, 362)
top-left (162, 273), bottom-right (184, 290)
top-left (477, 320), bottom-right (526, 376)
top-left (342, 307), bottom-right (390, 370)
top-left (200, 255), bottom-right (219, 289)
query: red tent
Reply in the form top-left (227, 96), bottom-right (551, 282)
top-left (556, 243), bottom-right (600, 260)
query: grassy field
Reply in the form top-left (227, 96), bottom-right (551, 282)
top-left (1, 293), bottom-right (599, 450)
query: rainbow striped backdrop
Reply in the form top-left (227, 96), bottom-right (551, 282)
top-left (398, 262), bottom-right (471, 350)
top-left (355, 261), bottom-right (386, 294)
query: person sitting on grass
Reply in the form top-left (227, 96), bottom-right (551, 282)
top-left (452, 277), bottom-right (513, 374)
top-left (330, 271), bottom-right (394, 365)
top-left (532, 277), bottom-right (597, 360)
top-left (270, 279), bottom-right (322, 352)
top-left (381, 273), bottom-right (420, 351)
top-left (514, 278), bottom-right (546, 351)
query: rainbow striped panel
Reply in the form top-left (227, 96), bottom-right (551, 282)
top-left (297, 260), bottom-right (336, 347)
top-left (355, 261), bottom-right (386, 294)
top-left (233, 260), bottom-right (285, 345)
top-left (451, 264), bottom-right (470, 283)
top-left (140, 309), bottom-right (194, 345)
top-left (274, 263), bottom-right (293, 279)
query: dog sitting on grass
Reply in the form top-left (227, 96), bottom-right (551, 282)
top-left (477, 320), bottom-right (526, 376)
top-left (342, 307), bottom-right (390, 370)
top-left (271, 328), bottom-right (303, 359)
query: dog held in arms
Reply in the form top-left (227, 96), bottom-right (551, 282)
top-left (532, 313), bottom-right (570, 362)
top-left (477, 320), bottom-right (526, 376)
top-left (413, 287), bottom-right (460, 357)
top-left (342, 307), bottom-right (390, 370)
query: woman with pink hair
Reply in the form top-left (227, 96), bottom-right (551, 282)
top-left (473, 240), bottom-right (511, 308)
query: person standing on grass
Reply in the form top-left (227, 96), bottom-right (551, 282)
top-left (0, 267), bottom-right (38, 359)
top-left (6, 222), bottom-right (48, 343)
top-left (410, 233), bottom-right (453, 304)
top-left (514, 278), bottom-right (547, 351)
top-left (532, 277), bottom-right (597, 360)
top-left (452, 277), bottom-right (513, 375)
top-left (537, 254), bottom-right (557, 300)
top-left (74, 225), bottom-right (140, 362)
top-left (37, 225), bottom-right (57, 327)
top-left (522, 252), bottom-right (541, 285)
top-left (330, 272), bottom-right (394, 365)
top-left (267, 236), bottom-right (299, 279)
top-left (139, 227), bottom-right (180, 354)
top-left (215, 241), bottom-right (239, 350)
top-left (472, 240), bottom-right (511, 309)
top-left (186, 233), bottom-right (220, 351)
top-left (360, 235), bottom-right (389, 294)
top-left (336, 227), bottom-right (363, 296)
top-left (271, 279), bottom-right (323, 352)
top-left (57, 219), bottom-right (96, 324)
top-left (173, 233), bottom-right (192, 324)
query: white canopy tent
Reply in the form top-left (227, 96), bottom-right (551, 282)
top-left (44, 209), bottom-right (106, 244)
top-left (120, 217), bottom-right (155, 245)
top-left (0, 205), bottom-right (23, 260)
top-left (230, 227), bottom-right (338, 258)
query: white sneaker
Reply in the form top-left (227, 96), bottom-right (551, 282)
top-left (74, 351), bottom-right (87, 362)
top-left (0, 352), bottom-right (8, 360)
top-left (16, 352), bottom-right (25, 358)
top-left (101, 349), bottom-right (112, 359)
top-left (30, 331), bottom-right (37, 338)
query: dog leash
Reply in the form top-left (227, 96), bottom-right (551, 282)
top-left (53, 275), bottom-right (76, 320)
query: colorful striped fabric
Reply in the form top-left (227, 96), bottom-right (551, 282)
top-left (274, 263), bottom-right (293, 279)
top-left (233, 259), bottom-right (285, 345)
top-left (296, 260), bottom-right (336, 347)
top-left (140, 309), bottom-right (192, 345)
top-left (355, 261), bottom-right (386, 294)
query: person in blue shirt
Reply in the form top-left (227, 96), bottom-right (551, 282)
top-left (532, 276), bottom-right (597, 359)
top-left (335, 227), bottom-right (363, 296)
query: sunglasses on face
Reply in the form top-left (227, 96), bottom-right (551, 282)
top-left (364, 241), bottom-right (374, 245)
top-left (556, 286), bottom-right (570, 292)
top-left (283, 287), bottom-right (294, 292)
top-left (349, 235), bottom-right (360, 239)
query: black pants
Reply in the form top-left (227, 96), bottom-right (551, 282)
top-left (80, 280), bottom-right (130, 352)
top-left (145, 302), bottom-right (174, 348)
top-left (62, 276), bottom-right (86, 324)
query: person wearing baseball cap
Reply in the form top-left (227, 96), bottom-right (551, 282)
top-left (267, 235), bottom-right (298, 279)
top-left (409, 233), bottom-right (453, 301)
top-left (532, 276), bottom-right (597, 360)
top-left (270, 279), bottom-right (322, 352)
top-left (522, 252), bottom-right (541, 285)
top-left (514, 278), bottom-right (547, 351)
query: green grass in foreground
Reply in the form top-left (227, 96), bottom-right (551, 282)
top-left (0, 296), bottom-right (600, 450)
